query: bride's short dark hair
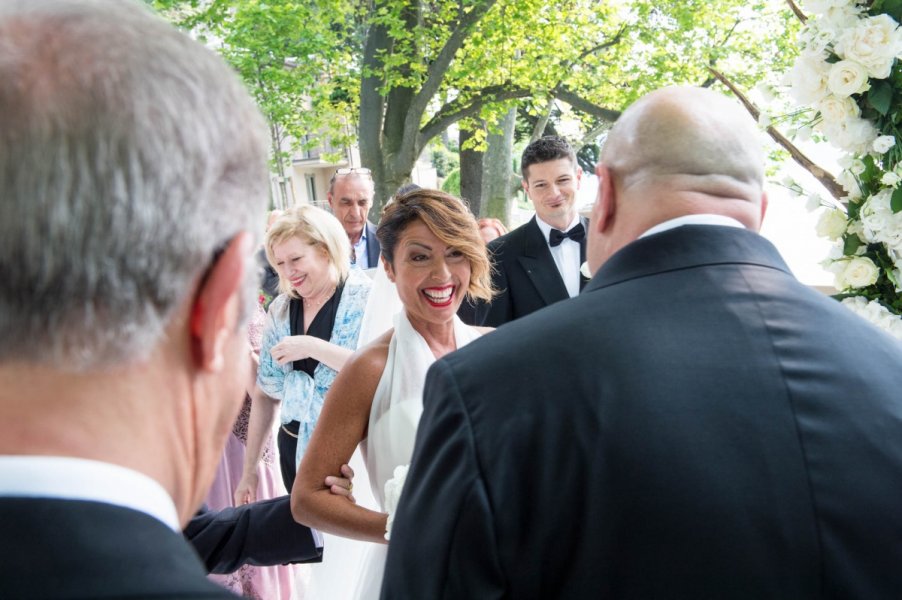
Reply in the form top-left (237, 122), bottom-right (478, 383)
top-left (377, 188), bottom-right (495, 303)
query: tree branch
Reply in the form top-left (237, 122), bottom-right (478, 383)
top-left (786, 0), bottom-right (807, 24)
top-left (531, 97), bottom-right (556, 143)
top-left (708, 67), bottom-right (844, 200)
top-left (554, 86), bottom-right (622, 122)
top-left (406, 0), bottom-right (499, 137)
top-left (417, 84), bottom-right (533, 149)
top-left (575, 25), bottom-right (627, 62)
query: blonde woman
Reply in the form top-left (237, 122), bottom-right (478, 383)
top-left (236, 205), bottom-right (371, 500)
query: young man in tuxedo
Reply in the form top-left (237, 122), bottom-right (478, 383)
top-left (0, 1), bottom-right (311, 597)
top-left (383, 86), bottom-right (902, 598)
top-left (465, 136), bottom-right (589, 326)
top-left (327, 168), bottom-right (382, 269)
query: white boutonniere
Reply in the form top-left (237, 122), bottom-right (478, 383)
top-left (580, 261), bottom-right (593, 279)
top-left (383, 464), bottom-right (409, 541)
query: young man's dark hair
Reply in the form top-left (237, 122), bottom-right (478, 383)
top-left (520, 136), bottom-right (577, 179)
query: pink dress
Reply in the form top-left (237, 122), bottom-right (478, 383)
top-left (205, 304), bottom-right (297, 599)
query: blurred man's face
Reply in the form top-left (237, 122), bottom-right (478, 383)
top-left (328, 176), bottom-right (374, 244)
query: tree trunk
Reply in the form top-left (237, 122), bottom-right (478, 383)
top-left (459, 126), bottom-right (484, 217)
top-left (482, 107), bottom-right (516, 225)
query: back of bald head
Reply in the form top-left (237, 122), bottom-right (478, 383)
top-left (601, 86), bottom-right (764, 199)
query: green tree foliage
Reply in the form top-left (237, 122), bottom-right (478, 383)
top-left (149, 0), bottom-right (798, 215)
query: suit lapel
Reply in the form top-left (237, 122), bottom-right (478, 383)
top-left (517, 217), bottom-right (569, 306)
top-left (365, 221), bottom-right (380, 268)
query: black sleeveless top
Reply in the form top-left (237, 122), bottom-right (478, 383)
top-left (288, 281), bottom-right (345, 376)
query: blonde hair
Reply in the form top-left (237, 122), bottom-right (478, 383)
top-left (264, 205), bottom-right (350, 298)
top-left (377, 189), bottom-right (494, 302)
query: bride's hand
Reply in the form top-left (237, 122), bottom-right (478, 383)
top-left (271, 335), bottom-right (320, 365)
top-left (325, 463), bottom-right (356, 504)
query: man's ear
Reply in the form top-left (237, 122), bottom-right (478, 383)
top-left (593, 164), bottom-right (616, 234)
top-left (189, 232), bottom-right (251, 372)
top-left (758, 190), bottom-right (769, 231)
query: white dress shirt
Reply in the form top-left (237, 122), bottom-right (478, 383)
top-left (351, 229), bottom-right (369, 270)
top-left (639, 214), bottom-right (745, 239)
top-left (0, 455), bottom-right (180, 531)
top-left (535, 214), bottom-right (583, 298)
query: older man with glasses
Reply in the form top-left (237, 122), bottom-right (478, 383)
top-left (327, 167), bottom-right (381, 269)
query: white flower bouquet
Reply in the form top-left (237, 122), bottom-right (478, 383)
top-left (786, 0), bottom-right (902, 339)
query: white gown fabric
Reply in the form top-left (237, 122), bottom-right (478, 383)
top-left (350, 310), bottom-right (482, 599)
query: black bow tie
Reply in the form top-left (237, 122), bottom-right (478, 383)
top-left (549, 223), bottom-right (585, 247)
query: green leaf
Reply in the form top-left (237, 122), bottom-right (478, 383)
top-left (879, 0), bottom-right (902, 21)
top-left (869, 81), bottom-right (894, 116)
top-left (843, 234), bottom-right (863, 255)
top-left (892, 187), bottom-right (902, 213)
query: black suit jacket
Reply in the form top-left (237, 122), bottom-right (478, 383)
top-left (383, 225), bottom-right (902, 599)
top-left (186, 496), bottom-right (322, 574)
top-left (0, 497), bottom-right (235, 598)
top-left (469, 216), bottom-right (588, 326)
top-left (364, 221), bottom-right (381, 269)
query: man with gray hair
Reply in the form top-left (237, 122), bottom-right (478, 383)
top-left (383, 86), bottom-right (902, 598)
top-left (0, 1), bottom-right (269, 596)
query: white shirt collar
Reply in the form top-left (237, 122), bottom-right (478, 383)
top-left (639, 214), bottom-right (745, 239)
top-left (534, 213), bottom-right (581, 242)
top-left (0, 456), bottom-right (180, 531)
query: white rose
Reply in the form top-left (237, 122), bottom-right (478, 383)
top-left (817, 94), bottom-right (860, 127)
top-left (788, 52), bottom-right (831, 104)
top-left (836, 14), bottom-right (902, 79)
top-left (808, 1), bottom-right (865, 28)
top-left (815, 208), bottom-right (848, 240)
top-left (805, 193), bottom-right (824, 212)
top-left (881, 171), bottom-right (901, 186)
top-left (861, 189), bottom-right (893, 236)
top-left (873, 135), bottom-right (896, 154)
top-left (383, 464), bottom-right (409, 541)
top-left (827, 116), bottom-right (878, 154)
top-left (827, 60), bottom-right (870, 97)
top-left (841, 256), bottom-right (880, 288)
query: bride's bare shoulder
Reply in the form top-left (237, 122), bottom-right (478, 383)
top-left (345, 328), bottom-right (394, 379)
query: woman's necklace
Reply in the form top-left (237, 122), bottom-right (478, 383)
top-left (303, 285), bottom-right (336, 310)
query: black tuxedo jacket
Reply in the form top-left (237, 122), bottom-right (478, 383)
top-left (0, 497), bottom-right (235, 598)
top-left (383, 225), bottom-right (902, 599)
top-left (469, 215), bottom-right (588, 327)
top-left (186, 496), bottom-right (322, 574)
top-left (364, 221), bottom-right (381, 269)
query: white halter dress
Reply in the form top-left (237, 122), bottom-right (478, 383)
top-left (351, 310), bottom-right (482, 599)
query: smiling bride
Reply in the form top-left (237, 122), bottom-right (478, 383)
top-left (291, 189), bottom-right (494, 599)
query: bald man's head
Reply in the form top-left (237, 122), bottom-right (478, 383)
top-left (601, 86), bottom-right (764, 197)
top-left (587, 86), bottom-right (768, 274)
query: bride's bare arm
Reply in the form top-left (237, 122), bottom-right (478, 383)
top-left (292, 337), bottom-right (391, 544)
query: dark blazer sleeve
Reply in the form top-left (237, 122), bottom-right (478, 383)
top-left (480, 237), bottom-right (513, 327)
top-left (184, 496), bottom-right (322, 575)
top-left (381, 360), bottom-right (505, 598)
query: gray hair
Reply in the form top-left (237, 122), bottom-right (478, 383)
top-left (0, 0), bottom-right (270, 371)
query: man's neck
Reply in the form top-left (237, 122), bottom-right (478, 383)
top-left (348, 230), bottom-right (364, 246)
top-left (537, 211), bottom-right (579, 233)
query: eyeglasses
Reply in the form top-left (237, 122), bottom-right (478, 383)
top-left (335, 167), bottom-right (371, 176)
top-left (330, 167), bottom-right (373, 186)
